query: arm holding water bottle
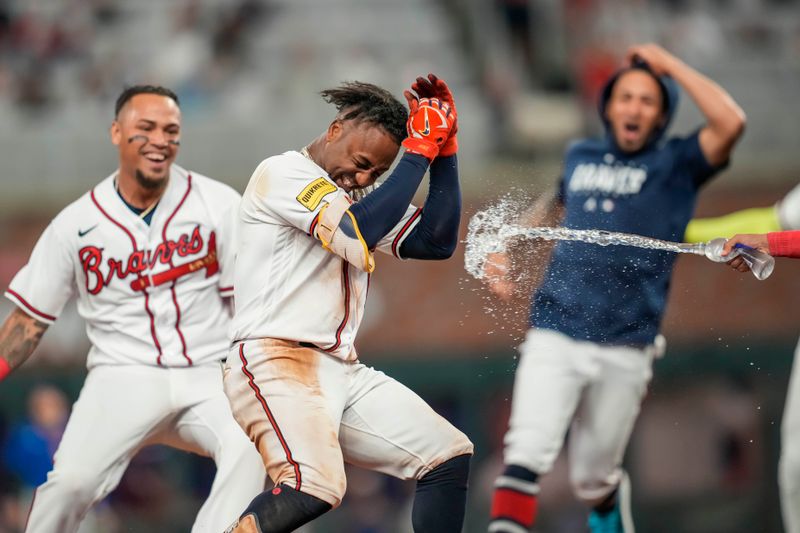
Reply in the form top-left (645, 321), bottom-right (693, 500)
top-left (688, 182), bottom-right (800, 272)
top-left (723, 231), bottom-right (800, 273)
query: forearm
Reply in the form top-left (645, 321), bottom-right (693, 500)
top-left (517, 187), bottom-right (564, 228)
top-left (349, 153), bottom-right (429, 248)
top-left (685, 206), bottom-right (781, 243)
top-left (668, 59), bottom-right (745, 138)
top-left (0, 308), bottom-right (48, 379)
top-left (399, 155), bottom-right (461, 259)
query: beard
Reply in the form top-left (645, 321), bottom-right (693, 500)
top-left (135, 169), bottom-right (168, 190)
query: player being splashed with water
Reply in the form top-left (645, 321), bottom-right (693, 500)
top-left (484, 44), bottom-right (745, 533)
top-left (223, 75), bottom-right (473, 533)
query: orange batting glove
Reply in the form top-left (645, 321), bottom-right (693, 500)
top-left (401, 94), bottom-right (455, 161)
top-left (411, 73), bottom-right (458, 156)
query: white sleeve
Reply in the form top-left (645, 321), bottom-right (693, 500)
top-left (375, 204), bottom-right (423, 259)
top-left (5, 222), bottom-right (76, 324)
top-left (216, 193), bottom-right (241, 297)
top-left (778, 183), bottom-right (800, 230)
top-left (245, 157), bottom-right (349, 235)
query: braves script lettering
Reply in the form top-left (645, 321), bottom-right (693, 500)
top-left (80, 226), bottom-right (211, 294)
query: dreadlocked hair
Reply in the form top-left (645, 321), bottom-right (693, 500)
top-left (320, 82), bottom-right (407, 146)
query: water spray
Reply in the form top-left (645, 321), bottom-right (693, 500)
top-left (464, 202), bottom-right (774, 281)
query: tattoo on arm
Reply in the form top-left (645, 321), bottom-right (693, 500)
top-left (0, 308), bottom-right (49, 372)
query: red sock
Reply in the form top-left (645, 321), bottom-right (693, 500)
top-left (489, 484), bottom-right (538, 531)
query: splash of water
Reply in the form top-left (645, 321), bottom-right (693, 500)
top-left (464, 201), bottom-right (703, 280)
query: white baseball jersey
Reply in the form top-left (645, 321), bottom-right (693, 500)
top-left (231, 150), bottom-right (421, 360)
top-left (5, 164), bottom-right (240, 368)
top-left (778, 182), bottom-right (800, 231)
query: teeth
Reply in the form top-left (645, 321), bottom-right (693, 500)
top-left (145, 154), bottom-right (166, 162)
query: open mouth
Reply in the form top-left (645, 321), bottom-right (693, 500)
top-left (624, 123), bottom-right (640, 134)
top-left (144, 152), bottom-right (168, 163)
top-left (619, 122), bottom-right (643, 145)
top-left (334, 175), bottom-right (354, 193)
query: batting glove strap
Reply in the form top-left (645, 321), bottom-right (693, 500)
top-left (402, 137), bottom-right (440, 160)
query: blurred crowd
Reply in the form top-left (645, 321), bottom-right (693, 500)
top-left (0, 0), bottom-right (271, 115)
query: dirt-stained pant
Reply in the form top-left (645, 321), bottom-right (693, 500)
top-left (503, 329), bottom-right (655, 504)
top-left (25, 364), bottom-right (266, 533)
top-left (224, 339), bottom-right (474, 507)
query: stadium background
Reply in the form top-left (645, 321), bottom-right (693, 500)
top-left (0, 0), bottom-right (799, 531)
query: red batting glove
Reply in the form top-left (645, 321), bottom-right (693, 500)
top-left (411, 74), bottom-right (458, 157)
top-left (401, 95), bottom-right (455, 161)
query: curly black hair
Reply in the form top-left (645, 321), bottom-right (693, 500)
top-left (320, 82), bottom-right (407, 145)
top-left (115, 85), bottom-right (179, 118)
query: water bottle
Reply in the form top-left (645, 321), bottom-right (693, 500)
top-left (699, 237), bottom-right (775, 280)
top-left (732, 243), bottom-right (775, 280)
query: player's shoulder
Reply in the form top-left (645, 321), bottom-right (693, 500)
top-left (661, 128), bottom-right (702, 151)
top-left (39, 174), bottom-right (115, 242)
top-left (257, 150), bottom-right (327, 181)
top-left (564, 137), bottom-right (605, 159)
top-left (53, 174), bottom-right (114, 227)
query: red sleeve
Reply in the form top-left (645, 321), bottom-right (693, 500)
top-left (767, 230), bottom-right (800, 258)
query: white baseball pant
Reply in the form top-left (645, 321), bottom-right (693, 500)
top-left (24, 364), bottom-right (265, 533)
top-left (503, 328), bottom-right (655, 504)
top-left (223, 339), bottom-right (474, 508)
top-left (781, 339), bottom-right (800, 533)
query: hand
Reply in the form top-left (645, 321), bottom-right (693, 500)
top-left (402, 92), bottom-right (455, 161)
top-left (625, 43), bottom-right (680, 77)
top-left (410, 74), bottom-right (458, 156)
top-left (484, 252), bottom-right (516, 301)
top-left (722, 233), bottom-right (769, 273)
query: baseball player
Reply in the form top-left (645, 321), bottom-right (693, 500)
top-left (0, 85), bottom-right (265, 532)
top-left (484, 44), bottom-right (746, 533)
top-left (685, 182), bottom-right (800, 532)
top-left (222, 75), bottom-right (474, 533)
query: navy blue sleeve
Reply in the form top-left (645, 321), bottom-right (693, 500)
top-left (347, 153), bottom-right (429, 249)
top-left (670, 129), bottom-right (728, 189)
top-left (399, 155), bottom-right (461, 260)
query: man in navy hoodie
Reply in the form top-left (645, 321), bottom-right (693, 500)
top-left (485, 43), bottom-right (746, 533)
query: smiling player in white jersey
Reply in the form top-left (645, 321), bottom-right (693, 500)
top-left (223, 75), bottom-right (474, 533)
top-left (0, 85), bottom-right (264, 532)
